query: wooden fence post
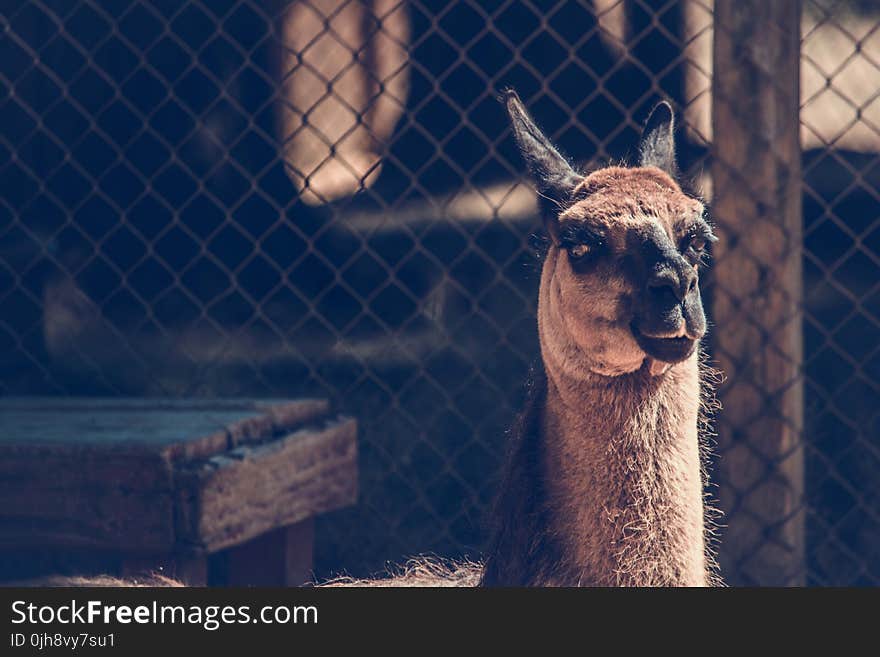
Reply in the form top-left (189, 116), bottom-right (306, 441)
top-left (711, 0), bottom-right (805, 585)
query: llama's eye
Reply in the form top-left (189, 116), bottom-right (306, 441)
top-left (567, 243), bottom-right (591, 260)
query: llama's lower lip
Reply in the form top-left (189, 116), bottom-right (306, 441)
top-left (630, 325), bottom-right (697, 363)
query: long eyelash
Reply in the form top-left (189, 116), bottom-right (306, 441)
top-left (682, 223), bottom-right (717, 254)
top-left (690, 231), bottom-right (714, 268)
top-left (694, 222), bottom-right (718, 243)
top-left (680, 223), bottom-right (715, 268)
top-left (558, 223), bottom-right (605, 249)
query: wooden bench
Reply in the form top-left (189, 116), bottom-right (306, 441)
top-left (0, 398), bottom-right (357, 586)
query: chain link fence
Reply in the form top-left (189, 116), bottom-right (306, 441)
top-left (799, 0), bottom-right (880, 586)
top-left (0, 0), bottom-right (877, 584)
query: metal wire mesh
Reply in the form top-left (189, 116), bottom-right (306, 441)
top-left (799, 0), bottom-right (880, 586)
top-left (0, 0), bottom-right (877, 584)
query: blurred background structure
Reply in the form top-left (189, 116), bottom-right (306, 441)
top-left (1, 0), bottom-right (878, 585)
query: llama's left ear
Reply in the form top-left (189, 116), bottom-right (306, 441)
top-left (502, 89), bottom-right (582, 236)
top-left (639, 101), bottom-right (677, 176)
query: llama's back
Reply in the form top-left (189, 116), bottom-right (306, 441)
top-left (322, 558), bottom-right (482, 587)
top-left (9, 559), bottom-right (482, 588)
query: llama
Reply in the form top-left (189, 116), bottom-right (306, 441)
top-left (475, 91), bottom-right (720, 586)
top-left (330, 91), bottom-right (720, 587)
top-left (16, 92), bottom-right (720, 588)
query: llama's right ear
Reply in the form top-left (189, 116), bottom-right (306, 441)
top-left (639, 101), bottom-right (677, 176)
top-left (502, 89), bottom-right (581, 238)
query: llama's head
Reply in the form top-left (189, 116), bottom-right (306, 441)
top-left (504, 91), bottom-right (715, 377)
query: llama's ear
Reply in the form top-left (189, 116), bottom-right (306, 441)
top-left (502, 89), bottom-right (581, 235)
top-left (639, 101), bottom-right (677, 176)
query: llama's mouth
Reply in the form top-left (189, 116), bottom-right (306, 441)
top-left (630, 324), bottom-right (697, 364)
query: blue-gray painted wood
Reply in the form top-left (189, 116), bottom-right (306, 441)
top-left (0, 398), bottom-right (321, 448)
top-left (0, 398), bottom-right (356, 555)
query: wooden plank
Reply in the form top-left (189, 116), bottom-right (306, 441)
top-left (0, 398), bottom-right (329, 459)
top-left (0, 397), bottom-right (295, 411)
top-left (178, 417), bottom-right (357, 553)
top-left (0, 399), bottom-right (345, 554)
top-left (257, 399), bottom-right (330, 441)
top-left (0, 448), bottom-right (176, 550)
top-left (711, 0), bottom-right (805, 585)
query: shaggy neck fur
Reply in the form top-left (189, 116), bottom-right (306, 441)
top-left (481, 248), bottom-right (711, 587)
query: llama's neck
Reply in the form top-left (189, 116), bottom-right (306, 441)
top-left (540, 356), bottom-right (707, 586)
top-left (479, 353), bottom-right (711, 587)
top-left (480, 247), bottom-right (711, 587)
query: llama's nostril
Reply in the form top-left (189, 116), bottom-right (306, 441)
top-left (647, 271), bottom-right (675, 291)
top-left (647, 259), bottom-right (698, 302)
top-left (646, 271), bottom-right (681, 302)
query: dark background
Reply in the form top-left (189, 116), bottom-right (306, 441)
top-left (1, 0), bottom-right (878, 584)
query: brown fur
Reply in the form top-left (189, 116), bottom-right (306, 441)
top-left (477, 96), bottom-right (720, 586)
top-left (322, 558), bottom-right (482, 587)
top-left (478, 169), bottom-right (719, 586)
top-left (540, 171), bottom-right (707, 582)
top-left (542, 167), bottom-right (706, 378)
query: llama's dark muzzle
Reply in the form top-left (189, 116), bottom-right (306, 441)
top-left (631, 251), bottom-right (706, 362)
top-left (631, 328), bottom-right (698, 363)
top-left (631, 282), bottom-right (705, 363)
